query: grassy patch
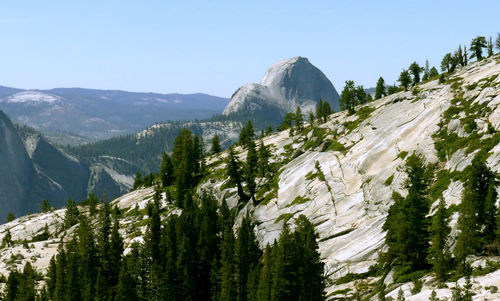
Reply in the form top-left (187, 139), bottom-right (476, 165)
top-left (396, 151), bottom-right (408, 160)
top-left (289, 195), bottom-right (311, 206)
top-left (384, 174), bottom-right (394, 186)
top-left (429, 169), bottom-right (452, 201)
top-left (303, 127), bottom-right (327, 150)
top-left (326, 140), bottom-right (346, 152)
top-left (275, 213), bottom-right (294, 225)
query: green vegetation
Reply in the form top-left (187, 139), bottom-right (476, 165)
top-left (289, 195), bottom-right (311, 206)
top-left (384, 174), bottom-right (394, 186)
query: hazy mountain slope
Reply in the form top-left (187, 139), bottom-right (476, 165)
top-left (222, 56), bottom-right (340, 125)
top-left (0, 87), bottom-right (229, 142)
top-left (0, 117), bottom-right (136, 222)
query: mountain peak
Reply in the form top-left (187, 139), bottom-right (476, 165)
top-left (223, 56), bottom-right (340, 124)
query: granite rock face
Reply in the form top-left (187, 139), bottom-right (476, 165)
top-left (223, 57), bottom-right (340, 123)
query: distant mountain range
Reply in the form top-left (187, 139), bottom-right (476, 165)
top-left (0, 86), bottom-right (229, 144)
top-left (0, 56), bottom-right (341, 221)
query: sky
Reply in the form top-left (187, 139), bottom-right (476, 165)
top-left (1, 1), bottom-right (499, 98)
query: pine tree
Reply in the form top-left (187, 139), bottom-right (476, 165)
top-left (77, 214), bottom-right (98, 301)
top-left (239, 121), bottom-right (255, 148)
top-left (211, 134), bottom-right (222, 154)
top-left (308, 110), bottom-right (315, 127)
top-left (340, 80), bottom-right (357, 114)
top-left (294, 215), bottom-right (326, 300)
top-left (487, 36), bottom-right (494, 57)
top-left (246, 141), bottom-right (258, 204)
top-left (196, 194), bottom-right (219, 300)
top-left (455, 46), bottom-right (464, 67)
top-left (383, 154), bottom-right (432, 271)
top-left (256, 244), bottom-right (273, 301)
top-left (322, 102), bottom-right (332, 122)
top-left (441, 53), bottom-right (454, 73)
top-left (160, 152), bottom-right (174, 187)
top-left (429, 67), bottom-right (439, 78)
top-left (464, 45), bottom-right (469, 65)
top-left (236, 215), bottom-right (261, 301)
top-left (271, 224), bottom-right (297, 301)
top-left (115, 259), bottom-right (138, 301)
top-left (455, 159), bottom-right (496, 269)
top-left (41, 199), bottom-right (51, 213)
top-left (397, 288), bottom-right (405, 301)
top-left (423, 60), bottom-right (430, 81)
top-left (470, 36), bottom-right (487, 61)
top-left (220, 225), bottom-right (236, 301)
top-left (294, 106), bottom-right (303, 131)
top-left (496, 33), bottom-right (500, 53)
top-left (398, 69), bottom-right (411, 91)
top-left (316, 99), bottom-right (324, 121)
top-left (257, 139), bottom-right (270, 178)
top-left (46, 256), bottom-right (57, 298)
top-left (64, 198), bottom-right (79, 229)
top-left (409, 61), bottom-right (423, 85)
top-left (429, 199), bottom-right (451, 281)
top-left (227, 146), bottom-right (249, 203)
top-left (483, 178), bottom-right (498, 247)
top-left (375, 77), bottom-right (386, 99)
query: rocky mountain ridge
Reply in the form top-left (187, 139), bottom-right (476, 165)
top-left (2, 55), bottom-right (500, 299)
top-left (0, 86), bottom-right (229, 144)
top-left (0, 116), bottom-right (135, 222)
top-left (223, 56), bottom-right (340, 125)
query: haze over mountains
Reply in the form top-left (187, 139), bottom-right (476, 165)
top-left (0, 86), bottom-right (229, 144)
top-left (0, 56), bottom-right (341, 222)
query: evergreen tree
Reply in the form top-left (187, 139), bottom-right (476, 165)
top-left (77, 214), bottom-right (98, 301)
top-left (383, 154), bottom-right (432, 271)
top-left (172, 128), bottom-right (197, 205)
top-left (397, 288), bottom-right (405, 301)
top-left (41, 199), bottom-right (51, 213)
top-left (271, 224), bottom-right (297, 301)
top-left (6, 212), bottom-right (15, 222)
top-left (239, 121), bottom-right (255, 148)
top-left (487, 36), bottom-right (494, 57)
top-left (429, 199), bottom-right (451, 281)
top-left (278, 113), bottom-right (295, 131)
top-left (398, 69), bottom-right (411, 91)
top-left (470, 36), bottom-right (487, 61)
top-left (340, 80), bottom-right (357, 114)
top-left (409, 61), bottom-right (423, 85)
top-left (160, 152), bottom-right (174, 187)
top-left (387, 84), bottom-right (399, 95)
top-left (422, 60), bottom-right (430, 81)
top-left (294, 106), bottom-right (303, 131)
top-left (429, 66), bottom-right (439, 78)
top-left (115, 259), bottom-right (138, 301)
top-left (464, 45), bottom-right (469, 65)
top-left (64, 198), bottom-right (79, 229)
top-left (321, 102), bottom-right (332, 122)
top-left (220, 225), bottom-right (236, 301)
top-left (236, 215), bottom-right (261, 301)
top-left (496, 33), bottom-right (500, 52)
top-left (441, 53), bottom-right (454, 73)
top-left (483, 178), bottom-right (498, 247)
top-left (315, 99), bottom-right (324, 121)
top-left (46, 256), bottom-right (57, 298)
top-left (294, 215), bottom-right (326, 301)
top-left (258, 139), bottom-right (271, 178)
top-left (375, 77), bottom-right (386, 99)
top-left (308, 110), bottom-right (315, 127)
top-left (211, 134), bottom-right (222, 154)
top-left (4, 269), bottom-right (20, 301)
top-left (256, 244), bottom-right (273, 301)
top-left (455, 159), bottom-right (496, 269)
top-left (245, 141), bottom-right (258, 204)
top-left (227, 146), bottom-right (249, 203)
top-left (455, 46), bottom-right (465, 67)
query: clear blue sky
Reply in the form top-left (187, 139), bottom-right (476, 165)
top-left (1, 1), bottom-right (499, 97)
